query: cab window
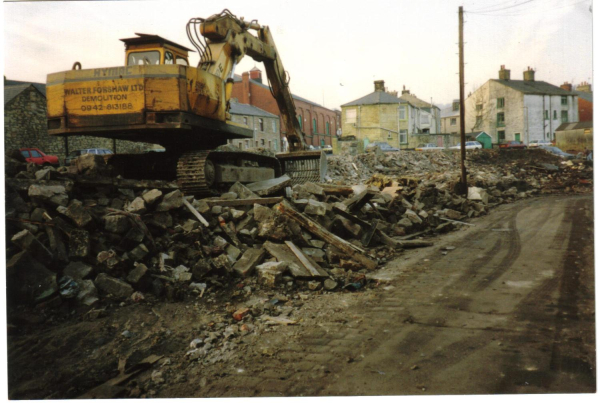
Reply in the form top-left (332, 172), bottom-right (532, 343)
top-left (127, 51), bottom-right (160, 66)
top-left (165, 51), bottom-right (174, 65)
top-left (30, 150), bottom-right (42, 158)
top-left (176, 57), bottom-right (188, 66)
top-left (21, 150), bottom-right (30, 158)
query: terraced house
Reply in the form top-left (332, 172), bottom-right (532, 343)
top-left (465, 66), bottom-right (579, 146)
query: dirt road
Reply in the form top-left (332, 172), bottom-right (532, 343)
top-left (199, 194), bottom-right (595, 397)
top-left (7, 195), bottom-right (595, 398)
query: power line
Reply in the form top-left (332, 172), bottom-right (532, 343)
top-left (468, 0), bottom-right (536, 14)
top-left (468, 0), bottom-right (590, 16)
top-left (469, 0), bottom-right (527, 13)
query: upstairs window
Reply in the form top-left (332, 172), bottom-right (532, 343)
top-left (312, 118), bottom-right (317, 134)
top-left (259, 118), bottom-right (264, 132)
top-left (553, 110), bottom-right (557, 120)
top-left (450, 118), bottom-right (457, 126)
top-left (496, 112), bottom-right (505, 127)
top-left (243, 117), bottom-right (248, 126)
top-left (544, 110), bottom-right (549, 120)
top-left (345, 109), bottom-right (357, 123)
top-left (561, 110), bottom-right (568, 123)
top-left (497, 98), bottom-right (505, 108)
top-left (326, 122), bottom-right (330, 135)
top-left (476, 104), bottom-right (483, 113)
top-left (297, 115), bottom-right (303, 129)
top-left (561, 96), bottom-right (568, 105)
top-left (399, 106), bottom-right (407, 120)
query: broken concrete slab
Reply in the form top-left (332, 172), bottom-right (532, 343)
top-left (246, 175), bottom-right (291, 196)
top-left (64, 261), bottom-right (93, 280)
top-left (232, 248), bottom-right (266, 277)
top-left (127, 263), bottom-right (148, 284)
top-left (229, 182), bottom-right (260, 200)
top-left (304, 199), bottom-right (327, 216)
top-left (65, 200), bottom-right (93, 228)
top-left (94, 273), bottom-right (134, 299)
top-left (28, 184), bottom-right (69, 207)
top-left (256, 261), bottom-right (288, 287)
top-left (105, 215), bottom-right (131, 234)
top-left (76, 279), bottom-right (99, 306)
top-left (142, 189), bottom-right (162, 205)
top-left (126, 197), bottom-right (147, 214)
top-left (11, 229), bottom-right (54, 263)
top-left (156, 190), bottom-right (183, 211)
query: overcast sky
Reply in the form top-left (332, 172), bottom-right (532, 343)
top-left (3, 0), bottom-right (594, 110)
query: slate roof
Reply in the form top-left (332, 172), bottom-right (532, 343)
top-left (341, 91), bottom-right (409, 107)
top-left (492, 79), bottom-right (574, 96)
top-left (5, 79), bottom-right (46, 97)
top-left (4, 84), bottom-right (47, 106)
top-left (229, 101), bottom-right (278, 118)
top-left (555, 121), bottom-right (593, 131)
top-left (399, 93), bottom-right (440, 110)
top-left (573, 91), bottom-right (593, 103)
top-left (233, 74), bottom-right (325, 108)
top-left (440, 106), bottom-right (459, 118)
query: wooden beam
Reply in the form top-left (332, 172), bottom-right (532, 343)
top-left (276, 200), bottom-right (378, 270)
top-left (182, 198), bottom-right (209, 227)
top-left (284, 241), bottom-right (328, 278)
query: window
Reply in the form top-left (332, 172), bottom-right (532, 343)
top-left (553, 110), bottom-right (557, 120)
top-left (243, 117), bottom-right (248, 126)
top-left (127, 51), bottom-right (160, 65)
top-left (260, 139), bottom-right (265, 146)
top-left (476, 104), bottom-right (483, 112)
top-left (30, 150), bottom-right (42, 158)
top-left (273, 140), bottom-right (278, 150)
top-left (312, 118), bottom-right (317, 134)
top-left (326, 122), bottom-right (330, 135)
top-left (399, 106), bottom-right (406, 120)
top-left (387, 132), bottom-right (393, 139)
top-left (497, 112), bottom-right (505, 127)
top-left (399, 130), bottom-right (408, 144)
top-left (498, 130), bottom-right (506, 141)
top-left (450, 118), bottom-right (457, 126)
top-left (475, 116), bottom-right (482, 127)
top-left (561, 110), bottom-right (568, 123)
top-left (544, 110), bottom-right (549, 120)
top-left (452, 101), bottom-right (460, 111)
top-left (321, 139), bottom-right (325, 147)
top-left (259, 118), bottom-right (264, 132)
top-left (268, 141), bottom-right (272, 149)
top-left (165, 51), bottom-right (174, 64)
top-left (20, 150), bottom-right (30, 158)
top-left (297, 115), bottom-right (302, 129)
top-left (561, 96), bottom-right (568, 105)
top-left (345, 109), bottom-right (357, 123)
top-left (497, 98), bottom-right (505, 108)
top-left (176, 57), bottom-right (188, 66)
top-left (244, 140), bottom-right (249, 149)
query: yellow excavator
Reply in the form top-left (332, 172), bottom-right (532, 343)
top-left (46, 9), bottom-right (326, 194)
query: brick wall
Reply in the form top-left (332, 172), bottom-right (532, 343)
top-left (232, 72), bottom-right (337, 148)
top-left (4, 86), bottom-right (157, 163)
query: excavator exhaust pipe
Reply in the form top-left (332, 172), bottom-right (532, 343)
top-left (276, 150), bottom-right (327, 185)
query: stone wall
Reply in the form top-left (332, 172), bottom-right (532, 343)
top-left (341, 104), bottom-right (400, 148)
top-left (4, 86), bottom-right (159, 164)
top-left (229, 113), bottom-right (280, 152)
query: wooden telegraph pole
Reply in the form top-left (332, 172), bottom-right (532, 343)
top-left (458, 6), bottom-right (467, 195)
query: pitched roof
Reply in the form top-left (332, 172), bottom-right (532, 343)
top-left (229, 101), bottom-right (278, 118)
top-left (555, 121), bottom-right (593, 131)
top-left (399, 93), bottom-right (440, 110)
top-left (440, 106), bottom-right (459, 118)
top-left (573, 90), bottom-right (593, 103)
top-left (233, 74), bottom-right (327, 109)
top-left (341, 91), bottom-right (408, 107)
top-left (5, 79), bottom-right (46, 97)
top-left (492, 79), bottom-right (574, 96)
top-left (4, 84), bottom-right (47, 106)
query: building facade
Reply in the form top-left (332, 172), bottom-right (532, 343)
top-left (341, 80), bottom-right (411, 148)
top-left (231, 68), bottom-right (338, 147)
top-left (440, 100), bottom-right (460, 134)
top-left (399, 87), bottom-right (441, 135)
top-left (561, 81), bottom-right (593, 123)
top-left (464, 66), bottom-right (579, 145)
top-left (228, 100), bottom-right (281, 152)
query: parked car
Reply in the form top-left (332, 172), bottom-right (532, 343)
top-left (528, 140), bottom-right (552, 147)
top-left (539, 145), bottom-right (576, 160)
top-left (20, 148), bottom-right (60, 166)
top-left (499, 141), bottom-right (527, 149)
top-left (65, 148), bottom-right (113, 165)
top-left (450, 141), bottom-right (482, 150)
top-left (366, 142), bottom-right (400, 152)
top-left (415, 143), bottom-right (444, 151)
top-left (323, 145), bottom-right (333, 154)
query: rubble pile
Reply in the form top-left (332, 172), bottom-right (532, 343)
top-left (5, 147), bottom-right (592, 314)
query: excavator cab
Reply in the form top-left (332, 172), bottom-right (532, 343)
top-left (121, 33), bottom-right (191, 66)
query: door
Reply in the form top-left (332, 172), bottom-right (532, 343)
top-left (515, 133), bottom-right (521, 142)
top-left (476, 132), bottom-right (492, 149)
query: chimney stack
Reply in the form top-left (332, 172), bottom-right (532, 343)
top-left (560, 82), bottom-right (572, 92)
top-left (576, 81), bottom-right (592, 93)
top-left (374, 80), bottom-right (385, 92)
top-left (499, 65), bottom-right (511, 80)
top-left (523, 66), bottom-right (535, 82)
top-left (401, 85), bottom-right (410, 95)
top-left (249, 67), bottom-right (262, 84)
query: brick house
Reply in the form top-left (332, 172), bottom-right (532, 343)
top-left (231, 68), bottom-right (338, 147)
top-left (465, 66), bottom-right (579, 145)
top-left (399, 87), bottom-right (441, 135)
top-left (228, 100), bottom-right (281, 152)
top-left (560, 81), bottom-right (593, 123)
top-left (4, 79), bottom-right (157, 162)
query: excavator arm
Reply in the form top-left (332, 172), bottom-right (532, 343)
top-left (195, 10), bottom-right (308, 152)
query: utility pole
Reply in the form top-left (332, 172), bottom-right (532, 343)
top-left (458, 6), bottom-right (468, 195)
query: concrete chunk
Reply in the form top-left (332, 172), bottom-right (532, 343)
top-left (256, 261), bottom-right (288, 287)
top-left (11, 229), bottom-right (53, 263)
top-left (6, 251), bottom-right (58, 303)
top-left (95, 273), bottom-right (134, 299)
top-left (156, 190), bottom-right (183, 211)
top-left (28, 184), bottom-right (69, 207)
top-left (142, 189), bottom-right (162, 204)
top-left (127, 263), bottom-right (148, 284)
top-left (64, 261), bottom-right (93, 280)
top-left (246, 175), bottom-right (291, 196)
top-left (126, 197), bottom-right (147, 214)
top-left (76, 279), bottom-right (99, 306)
top-left (304, 199), bottom-right (327, 216)
top-left (65, 200), bottom-right (93, 227)
top-left (104, 215), bottom-right (130, 234)
top-left (232, 248), bottom-right (266, 277)
top-left (229, 182), bottom-right (260, 199)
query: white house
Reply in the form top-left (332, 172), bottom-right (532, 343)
top-left (465, 66), bottom-right (578, 145)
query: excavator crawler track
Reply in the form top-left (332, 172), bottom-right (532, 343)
top-left (177, 150), bottom-right (282, 195)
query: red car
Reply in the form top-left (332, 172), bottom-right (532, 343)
top-left (20, 148), bottom-right (60, 166)
top-left (499, 141), bottom-right (527, 149)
